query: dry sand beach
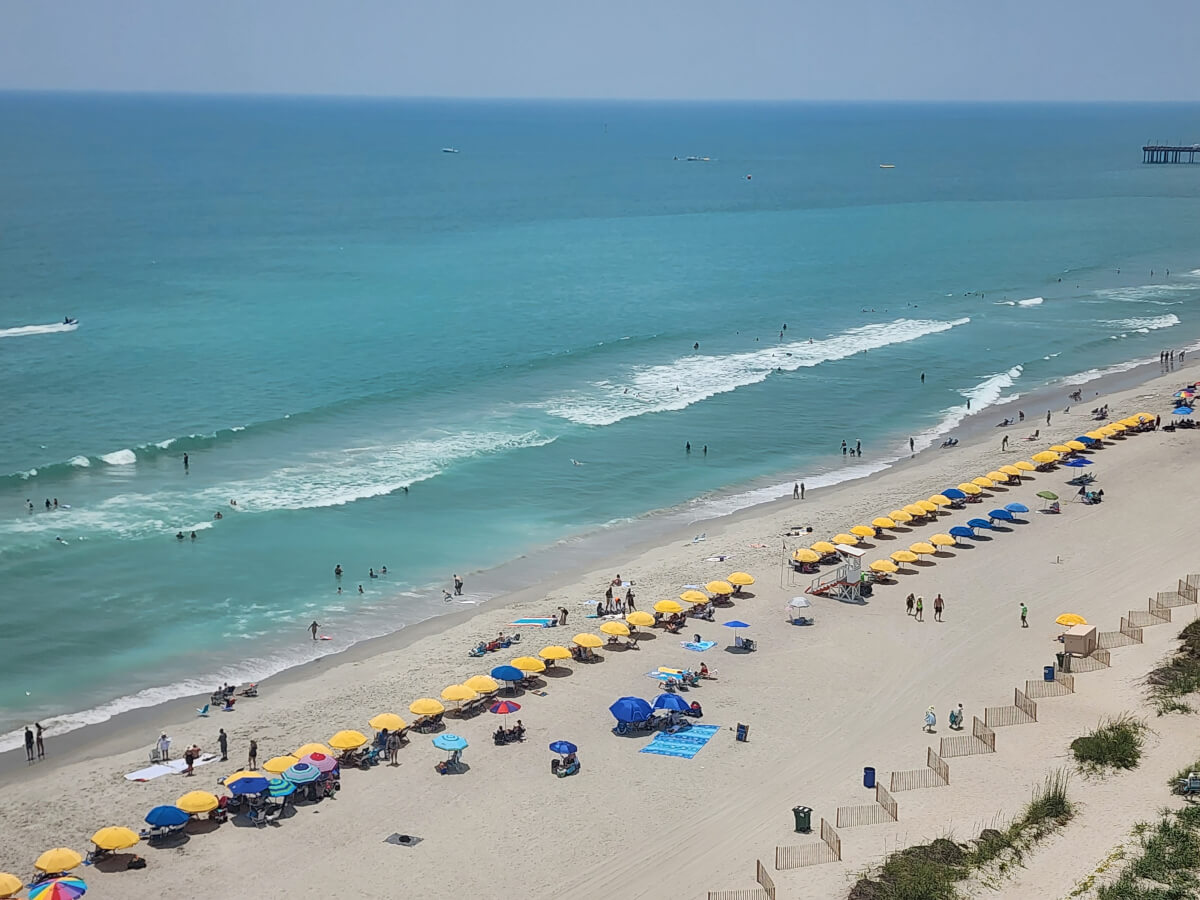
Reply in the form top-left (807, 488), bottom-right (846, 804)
top-left (3, 362), bottom-right (1199, 900)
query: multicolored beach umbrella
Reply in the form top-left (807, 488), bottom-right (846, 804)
top-left (29, 877), bottom-right (88, 900)
top-left (300, 752), bottom-right (338, 773)
top-left (282, 763), bottom-right (319, 785)
top-left (267, 778), bottom-right (296, 798)
top-left (489, 700), bottom-right (521, 716)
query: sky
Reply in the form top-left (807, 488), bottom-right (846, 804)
top-left (0, 0), bottom-right (1196, 101)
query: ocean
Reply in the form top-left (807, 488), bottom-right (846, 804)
top-left (2, 95), bottom-right (1200, 748)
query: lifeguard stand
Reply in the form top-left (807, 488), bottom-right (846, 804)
top-left (806, 544), bottom-right (864, 603)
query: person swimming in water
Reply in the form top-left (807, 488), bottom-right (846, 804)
top-left (176, 531), bottom-right (184, 540)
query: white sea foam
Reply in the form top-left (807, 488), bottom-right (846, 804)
top-left (1101, 314), bottom-right (1180, 334)
top-left (1094, 284), bottom-right (1193, 304)
top-left (100, 449), bottom-right (137, 465)
top-left (0, 321), bottom-right (79, 339)
top-left (541, 317), bottom-right (971, 427)
top-left (68, 455), bottom-right (91, 467)
top-left (1017, 297), bottom-right (1044, 307)
top-left (155, 439), bottom-right (176, 449)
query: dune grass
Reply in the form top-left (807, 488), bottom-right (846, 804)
top-left (1096, 806), bottom-right (1200, 899)
top-left (1147, 619), bottom-right (1200, 715)
top-left (1070, 715), bottom-right (1146, 773)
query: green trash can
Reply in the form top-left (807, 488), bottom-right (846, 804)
top-left (792, 805), bottom-right (812, 833)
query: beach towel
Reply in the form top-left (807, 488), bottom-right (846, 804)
top-left (123, 754), bottom-right (219, 782)
top-left (646, 671), bottom-right (684, 683)
top-left (703, 555), bottom-right (731, 562)
top-left (508, 618), bottom-right (555, 627)
top-left (680, 640), bottom-right (716, 652)
top-left (640, 725), bottom-right (720, 759)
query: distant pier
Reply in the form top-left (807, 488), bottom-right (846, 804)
top-left (1143, 143), bottom-right (1200, 164)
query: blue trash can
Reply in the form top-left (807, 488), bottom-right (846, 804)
top-left (1043, 665), bottom-right (1055, 682)
top-left (863, 766), bottom-right (876, 789)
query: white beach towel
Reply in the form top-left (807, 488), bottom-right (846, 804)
top-left (124, 753), bottom-right (219, 782)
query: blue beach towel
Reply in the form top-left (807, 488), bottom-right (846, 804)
top-left (640, 724), bottom-right (720, 759)
top-left (680, 640), bottom-right (716, 652)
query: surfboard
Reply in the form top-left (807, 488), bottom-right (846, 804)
top-left (319, 635), bottom-right (333, 641)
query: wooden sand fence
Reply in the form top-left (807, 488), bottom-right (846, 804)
top-left (1126, 597), bottom-right (1172, 629)
top-left (1065, 647), bottom-right (1111, 673)
top-left (889, 746), bottom-right (950, 791)
top-left (1156, 583), bottom-right (1198, 609)
top-left (836, 784), bottom-right (898, 828)
top-left (939, 715), bottom-right (996, 758)
top-left (775, 819), bottom-right (843, 870)
top-left (984, 688), bottom-right (1038, 727)
top-left (1025, 670), bottom-right (1075, 700)
top-left (1098, 618), bottom-right (1141, 649)
top-left (706, 861), bottom-right (774, 900)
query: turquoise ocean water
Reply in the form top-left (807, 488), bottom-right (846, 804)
top-left (3, 96), bottom-right (1200, 747)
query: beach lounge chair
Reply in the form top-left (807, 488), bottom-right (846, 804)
top-left (221, 698), bottom-right (237, 712)
top-left (238, 683), bottom-right (259, 697)
top-left (196, 704), bottom-right (209, 717)
top-left (1179, 773), bottom-right (1200, 796)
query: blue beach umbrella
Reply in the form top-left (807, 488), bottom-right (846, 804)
top-left (1173, 406), bottom-right (1193, 415)
top-left (282, 763), bottom-right (319, 785)
top-left (1062, 459), bottom-right (1087, 468)
top-left (144, 805), bottom-right (189, 828)
top-left (942, 488), bottom-right (966, 500)
top-left (653, 693), bottom-right (691, 712)
top-left (432, 733), bottom-right (468, 752)
top-left (267, 778), bottom-right (296, 798)
top-left (949, 525), bottom-right (975, 539)
top-left (548, 740), bottom-right (578, 755)
top-left (988, 509), bottom-right (1014, 521)
top-left (722, 620), bottom-right (751, 629)
top-left (1004, 503), bottom-right (1029, 513)
top-left (609, 696), bottom-right (653, 723)
top-left (227, 776), bottom-right (271, 795)
top-left (1074, 436), bottom-right (1096, 445)
top-left (967, 518), bottom-right (994, 530)
top-left (490, 665), bottom-right (524, 683)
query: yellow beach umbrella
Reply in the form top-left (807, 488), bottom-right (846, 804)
top-left (850, 524), bottom-right (877, 538)
top-left (928, 495), bottom-right (951, 507)
top-left (871, 517), bottom-right (896, 529)
top-left (464, 674), bottom-right (500, 693)
top-left (869, 559), bottom-right (899, 574)
top-left (1104, 423), bottom-right (1126, 433)
top-left (653, 600), bottom-right (684, 614)
top-left (889, 509), bottom-right (915, 523)
top-left (706, 580), bottom-right (735, 595)
top-left (811, 541), bottom-right (838, 554)
top-left (538, 646), bottom-right (571, 661)
top-left (972, 476), bottom-right (995, 487)
top-left (511, 655), bottom-right (547, 672)
top-left (626, 611), bottom-right (655, 627)
top-left (408, 698), bottom-right (445, 717)
top-left (792, 548), bottom-right (820, 563)
top-left (176, 790), bottom-right (219, 814)
top-left (368, 713), bottom-right (407, 732)
top-left (999, 465), bottom-right (1021, 477)
top-left (599, 621), bottom-right (630, 637)
top-left (329, 730), bottom-right (369, 751)
top-left (1084, 430), bottom-right (1106, 440)
top-left (901, 504), bottom-right (925, 519)
top-left (680, 589), bottom-right (708, 603)
top-left (957, 483), bottom-right (982, 495)
top-left (223, 769), bottom-right (264, 784)
top-left (1031, 451), bottom-right (1059, 463)
top-left (728, 572), bottom-right (755, 586)
top-left (985, 471), bottom-right (1009, 483)
top-left (909, 542), bottom-right (936, 556)
top-left (292, 744), bottom-right (331, 760)
top-left (831, 533), bottom-right (859, 546)
top-left (915, 500), bottom-right (938, 513)
top-left (890, 550), bottom-right (918, 564)
top-left (34, 849), bottom-right (82, 873)
top-left (441, 684), bottom-right (478, 702)
top-left (262, 754), bottom-right (300, 774)
top-left (1055, 613), bottom-right (1088, 627)
top-left (0, 873), bottom-right (23, 898)
top-left (1014, 460), bottom-right (1035, 472)
top-left (573, 633), bottom-right (603, 648)
top-left (1065, 440), bottom-right (1087, 451)
top-left (1048, 444), bottom-right (1072, 454)
top-left (1119, 416), bottom-right (1141, 427)
top-left (90, 827), bottom-right (140, 852)
top-left (929, 533), bottom-right (956, 547)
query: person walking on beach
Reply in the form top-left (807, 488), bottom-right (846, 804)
top-left (1046, 410), bottom-right (1052, 425)
top-left (923, 706), bottom-right (936, 732)
top-left (218, 728), bottom-right (228, 761)
top-left (934, 594), bottom-right (944, 622)
top-left (183, 744), bottom-right (197, 776)
top-left (158, 733), bottom-right (171, 761)
top-left (626, 587), bottom-right (635, 610)
top-left (247, 739), bottom-right (258, 769)
top-left (24, 726), bottom-right (34, 762)
top-left (793, 482), bottom-right (800, 500)
top-left (800, 482), bottom-right (805, 499)
top-left (1018, 410), bottom-right (1024, 422)
top-left (909, 437), bottom-right (914, 453)
top-left (915, 596), bottom-right (924, 621)
top-left (1020, 603), bottom-right (1029, 628)
top-left (905, 593), bottom-right (915, 616)
top-left (453, 574), bottom-right (464, 596)
top-left (1001, 435), bottom-right (1009, 451)
top-left (35, 723), bottom-right (45, 759)
top-left (309, 621), bottom-right (320, 641)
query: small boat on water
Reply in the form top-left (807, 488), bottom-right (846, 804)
top-left (442, 147), bottom-right (459, 154)
top-left (686, 156), bottom-right (712, 162)
top-left (879, 164), bottom-right (895, 169)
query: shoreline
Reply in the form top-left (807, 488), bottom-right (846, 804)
top-left (2, 348), bottom-right (1195, 781)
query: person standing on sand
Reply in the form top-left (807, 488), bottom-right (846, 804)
top-left (909, 437), bottom-right (914, 453)
top-left (309, 621), bottom-right (320, 641)
top-left (158, 733), bottom-right (171, 761)
top-left (1046, 410), bottom-right (1052, 425)
top-left (1001, 435), bottom-right (1009, 451)
top-left (218, 728), bottom-right (228, 761)
top-left (453, 574), bottom-right (464, 596)
top-left (248, 739), bottom-right (258, 769)
top-left (1020, 603), bottom-right (1028, 628)
top-left (906, 593), bottom-right (915, 616)
top-left (386, 729), bottom-right (401, 765)
top-left (1018, 410), bottom-right (1024, 422)
top-left (800, 483), bottom-right (805, 499)
top-left (915, 597), bottom-right (924, 621)
top-left (24, 726), bottom-right (34, 762)
top-left (35, 723), bottom-right (45, 759)
top-left (793, 483), bottom-right (799, 500)
top-left (934, 594), bottom-right (944, 622)
top-left (626, 588), bottom-right (635, 610)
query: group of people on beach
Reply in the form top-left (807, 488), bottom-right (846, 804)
top-left (22, 723), bottom-right (46, 763)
